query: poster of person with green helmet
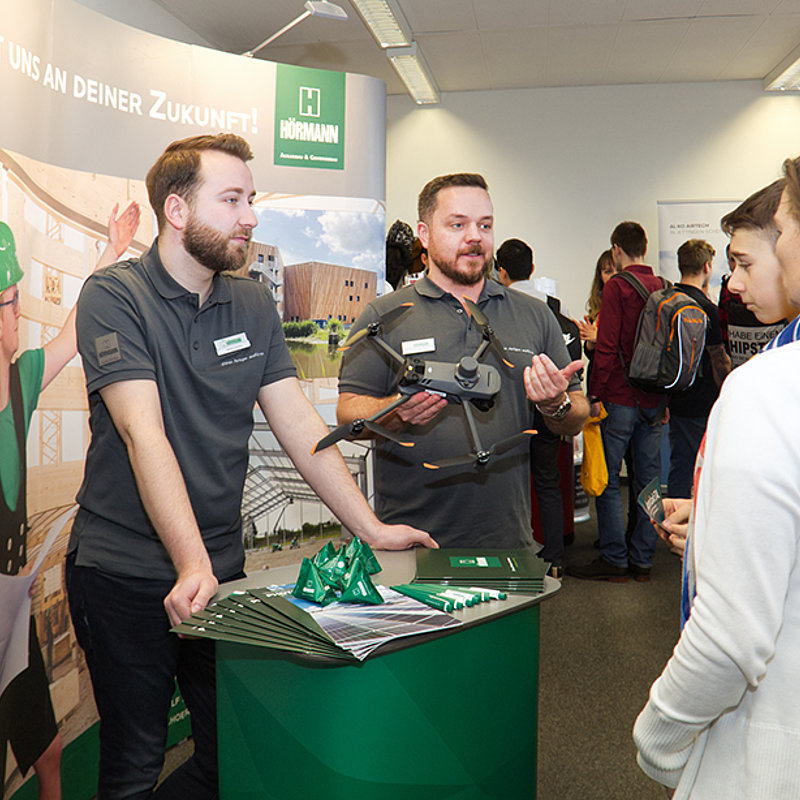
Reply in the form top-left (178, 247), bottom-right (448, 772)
top-left (0, 206), bottom-right (139, 800)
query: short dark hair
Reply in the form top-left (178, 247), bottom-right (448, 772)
top-left (495, 238), bottom-right (533, 281)
top-left (417, 173), bottom-right (488, 223)
top-left (146, 133), bottom-right (254, 230)
top-left (610, 221), bottom-right (647, 259)
top-left (677, 239), bottom-right (715, 277)
top-left (720, 179), bottom-right (784, 242)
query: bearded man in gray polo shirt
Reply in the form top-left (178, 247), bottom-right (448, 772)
top-left (338, 173), bottom-right (588, 550)
top-left (66, 134), bottom-right (436, 800)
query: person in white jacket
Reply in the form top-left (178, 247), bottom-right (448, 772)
top-left (634, 161), bottom-right (800, 799)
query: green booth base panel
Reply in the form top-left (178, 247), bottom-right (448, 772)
top-left (9, 684), bottom-right (191, 800)
top-left (217, 605), bottom-right (540, 800)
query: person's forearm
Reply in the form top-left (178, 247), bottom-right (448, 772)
top-left (337, 391), bottom-right (406, 433)
top-left (267, 383), bottom-right (390, 542)
top-left (41, 219), bottom-right (136, 391)
top-left (99, 380), bottom-right (217, 624)
top-left (124, 425), bottom-right (212, 576)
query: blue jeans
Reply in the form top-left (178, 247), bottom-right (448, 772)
top-left (595, 402), bottom-right (663, 568)
top-left (66, 554), bottom-right (242, 799)
top-left (668, 415), bottom-right (707, 499)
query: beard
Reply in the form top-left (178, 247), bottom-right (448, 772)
top-left (429, 244), bottom-right (490, 286)
top-left (183, 215), bottom-right (251, 273)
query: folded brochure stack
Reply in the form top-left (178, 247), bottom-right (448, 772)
top-left (414, 547), bottom-right (549, 594)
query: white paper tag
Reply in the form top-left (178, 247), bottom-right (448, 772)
top-left (213, 332), bottom-right (251, 356)
top-left (401, 337), bottom-right (435, 355)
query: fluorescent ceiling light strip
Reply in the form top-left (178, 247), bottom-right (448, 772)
top-left (764, 42), bottom-right (800, 92)
top-left (767, 63), bottom-right (800, 91)
top-left (350, 0), bottom-right (411, 47)
top-left (387, 44), bottom-right (439, 104)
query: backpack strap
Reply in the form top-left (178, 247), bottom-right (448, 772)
top-left (610, 270), bottom-right (669, 391)
top-left (611, 269), bottom-right (668, 300)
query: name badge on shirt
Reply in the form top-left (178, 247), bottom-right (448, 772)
top-left (402, 337), bottom-right (435, 355)
top-left (214, 332), bottom-right (251, 356)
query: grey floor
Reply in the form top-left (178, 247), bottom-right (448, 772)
top-left (537, 504), bottom-right (683, 799)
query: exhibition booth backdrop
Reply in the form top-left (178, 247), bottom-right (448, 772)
top-left (0, 0), bottom-right (387, 796)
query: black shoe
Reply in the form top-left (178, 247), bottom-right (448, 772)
top-left (629, 564), bottom-right (651, 583)
top-left (547, 565), bottom-right (563, 582)
top-left (565, 557), bottom-right (629, 583)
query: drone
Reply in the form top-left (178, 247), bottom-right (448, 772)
top-left (311, 297), bottom-right (536, 470)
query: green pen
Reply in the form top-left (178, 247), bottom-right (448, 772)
top-left (414, 584), bottom-right (483, 606)
top-left (391, 585), bottom-right (456, 612)
top-left (412, 583), bottom-right (475, 602)
top-left (467, 586), bottom-right (507, 601)
top-left (408, 584), bottom-right (465, 609)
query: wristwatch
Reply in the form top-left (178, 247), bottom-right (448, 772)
top-left (537, 394), bottom-right (572, 420)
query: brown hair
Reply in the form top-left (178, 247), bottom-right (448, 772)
top-left (610, 221), bottom-right (647, 259)
top-left (677, 239), bottom-right (715, 277)
top-left (586, 248), bottom-right (614, 322)
top-left (720, 179), bottom-right (785, 242)
top-left (782, 158), bottom-right (800, 224)
top-left (417, 173), bottom-right (488, 223)
top-left (146, 134), bottom-right (254, 229)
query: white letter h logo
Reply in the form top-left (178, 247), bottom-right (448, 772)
top-left (299, 87), bottom-right (320, 117)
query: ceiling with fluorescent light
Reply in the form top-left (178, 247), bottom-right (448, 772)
top-left (153, 0), bottom-right (800, 97)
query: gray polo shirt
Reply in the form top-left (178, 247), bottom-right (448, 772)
top-left (339, 275), bottom-right (579, 548)
top-left (71, 243), bottom-right (296, 581)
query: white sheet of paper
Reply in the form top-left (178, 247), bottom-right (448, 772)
top-left (0, 505), bottom-right (77, 696)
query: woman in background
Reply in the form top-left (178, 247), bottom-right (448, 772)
top-left (577, 248), bottom-right (617, 373)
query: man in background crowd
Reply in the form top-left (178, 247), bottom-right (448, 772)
top-left (666, 239), bottom-right (730, 498)
top-left (495, 237), bottom-right (581, 578)
top-left (568, 221), bottom-right (663, 583)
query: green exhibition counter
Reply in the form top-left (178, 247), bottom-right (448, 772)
top-left (215, 550), bottom-right (559, 800)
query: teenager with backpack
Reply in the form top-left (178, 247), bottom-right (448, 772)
top-left (567, 221), bottom-right (665, 582)
top-left (666, 240), bottom-right (731, 499)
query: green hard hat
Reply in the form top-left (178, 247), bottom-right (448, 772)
top-left (0, 222), bottom-right (24, 293)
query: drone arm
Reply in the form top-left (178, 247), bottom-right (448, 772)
top-left (370, 335), bottom-right (407, 368)
top-left (366, 392), bottom-right (411, 422)
top-left (460, 399), bottom-right (485, 455)
top-left (471, 338), bottom-right (490, 361)
top-left (339, 389), bottom-right (447, 435)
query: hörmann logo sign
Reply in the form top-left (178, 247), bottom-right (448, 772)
top-left (274, 64), bottom-right (345, 170)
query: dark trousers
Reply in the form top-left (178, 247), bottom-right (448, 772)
top-left (66, 554), bottom-right (233, 800)
top-left (531, 422), bottom-right (564, 568)
top-left (668, 415), bottom-right (707, 499)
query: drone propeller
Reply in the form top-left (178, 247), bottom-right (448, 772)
top-left (312, 419), bottom-right (414, 453)
top-left (422, 429), bottom-right (536, 470)
top-left (311, 393), bottom-right (414, 454)
top-left (461, 296), bottom-right (514, 368)
top-left (338, 302), bottom-right (414, 352)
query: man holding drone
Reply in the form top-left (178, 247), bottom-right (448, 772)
top-left (337, 173), bottom-right (588, 550)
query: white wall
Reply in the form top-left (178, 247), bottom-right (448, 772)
top-left (387, 81), bottom-right (800, 318)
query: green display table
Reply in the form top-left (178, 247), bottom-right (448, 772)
top-left (216, 550), bottom-right (558, 800)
